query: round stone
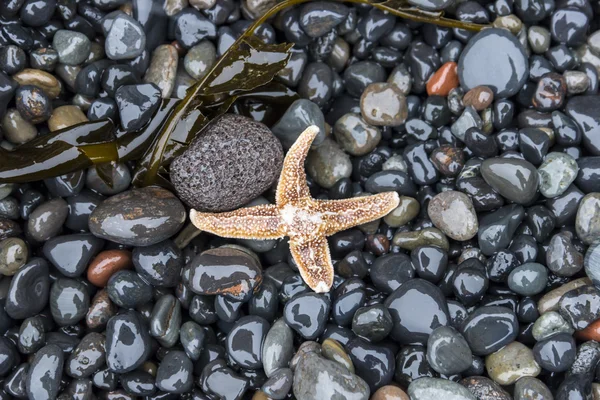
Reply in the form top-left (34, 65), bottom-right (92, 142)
top-left (52, 30), bottom-right (91, 65)
top-left (507, 262), bottom-right (548, 296)
top-left (360, 82), bottom-right (408, 126)
top-left (485, 342), bottom-right (541, 385)
top-left (458, 28), bottom-right (528, 98)
top-left (105, 14), bottom-right (145, 60)
top-left (171, 114), bottom-right (283, 212)
top-left (333, 113), bottom-right (381, 156)
top-left (183, 40), bottom-right (216, 80)
top-left (47, 105), bottom-right (88, 132)
top-left (576, 193), bottom-right (600, 245)
top-left (427, 191), bottom-right (478, 241)
top-left (89, 186), bottom-right (186, 247)
top-left (461, 306), bottom-right (519, 356)
top-left (532, 311), bottom-right (574, 341)
top-left (481, 158), bottom-right (539, 204)
top-left (306, 138), bottom-right (352, 189)
top-left (532, 333), bottom-right (576, 372)
top-left (1, 108), bottom-right (37, 144)
top-left (0, 237), bottom-right (27, 276)
top-left (426, 326), bottom-right (472, 375)
top-left (383, 196), bottom-right (419, 227)
top-left (538, 152), bottom-right (579, 198)
top-left (514, 377), bottom-right (553, 400)
top-left (226, 316), bottom-right (269, 369)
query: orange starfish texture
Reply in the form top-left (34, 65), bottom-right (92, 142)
top-left (190, 125), bottom-right (400, 293)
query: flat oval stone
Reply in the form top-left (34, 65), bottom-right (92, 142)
top-left (537, 277), bottom-right (591, 314)
top-left (576, 193), bottom-right (600, 245)
top-left (460, 306), bottom-right (519, 356)
top-left (89, 186), bottom-right (186, 247)
top-left (226, 315), bottom-right (269, 369)
top-left (262, 318), bottom-right (294, 378)
top-left (27, 197), bottom-right (68, 242)
top-left (5, 258), bottom-right (49, 319)
top-left (428, 191), bottom-right (478, 241)
top-left (185, 247), bottom-right (262, 301)
top-left (507, 262), bottom-right (548, 296)
top-left (271, 99), bottom-right (326, 150)
top-left (481, 158), bottom-right (539, 204)
top-left (105, 311), bottom-right (151, 373)
top-left (458, 28), bottom-right (528, 98)
top-left (132, 239), bottom-right (182, 287)
top-left (26, 344), bottom-right (63, 400)
top-left (384, 278), bottom-right (449, 344)
top-left (170, 114), bottom-right (283, 212)
top-left (485, 341), bottom-right (541, 385)
top-left (408, 378), bottom-right (476, 400)
top-left (426, 326), bottom-right (472, 375)
top-left (293, 352), bottom-right (369, 400)
top-left (346, 338), bottom-right (394, 391)
top-left (299, 1), bottom-right (349, 38)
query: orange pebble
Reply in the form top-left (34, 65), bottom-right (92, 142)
top-left (426, 62), bottom-right (459, 96)
top-left (87, 249), bottom-right (132, 287)
top-left (371, 385), bottom-right (410, 400)
top-left (575, 319), bottom-right (600, 341)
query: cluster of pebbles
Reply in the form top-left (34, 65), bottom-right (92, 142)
top-left (0, 0), bottom-right (600, 398)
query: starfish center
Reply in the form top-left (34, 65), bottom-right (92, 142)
top-left (280, 203), bottom-right (324, 237)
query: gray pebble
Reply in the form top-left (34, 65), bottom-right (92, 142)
top-left (144, 44), bottom-right (178, 98)
top-left (508, 262), bottom-right (548, 296)
top-left (53, 30), bottom-right (91, 66)
top-left (532, 311), bottom-right (574, 341)
top-left (426, 326), bottom-right (472, 375)
top-left (105, 14), bottom-right (145, 60)
top-left (537, 152), bottom-right (578, 198)
top-left (263, 319), bottom-right (294, 378)
top-left (27, 198), bottom-right (68, 242)
top-left (271, 99), bottom-right (326, 149)
top-left (409, 378), bottom-right (476, 400)
top-left (306, 138), bottom-right (352, 189)
top-left (183, 40), bottom-right (216, 80)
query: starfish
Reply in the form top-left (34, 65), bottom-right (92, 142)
top-left (190, 125), bottom-right (400, 293)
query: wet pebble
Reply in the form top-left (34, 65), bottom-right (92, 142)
top-left (15, 85), bottom-right (52, 124)
top-left (43, 233), bottom-right (103, 277)
top-left (0, 237), bottom-right (27, 276)
top-left (306, 138), bottom-right (352, 188)
top-left (408, 377), bottom-right (476, 400)
top-left (461, 306), bottom-right (519, 355)
top-left (458, 28), bottom-right (528, 98)
top-left (87, 249), bottom-right (132, 287)
top-left (50, 278), bottom-right (90, 326)
top-left (513, 376), bottom-right (554, 400)
top-left (105, 311), bottom-right (151, 373)
top-left (144, 44), bottom-right (178, 98)
top-left (576, 193), bottom-right (600, 245)
top-left (53, 30), bottom-right (91, 65)
top-left (284, 292), bottom-right (330, 340)
top-left (532, 311), bottom-right (574, 341)
top-left (485, 341), bottom-right (541, 385)
top-left (262, 318), bottom-right (294, 377)
top-left (293, 352), bottom-right (369, 400)
top-left (428, 191), bottom-right (478, 241)
top-left (533, 332), bottom-right (576, 372)
top-left (558, 284), bottom-right (600, 330)
top-left (507, 262), bottom-right (548, 296)
top-left (150, 294), bottom-right (181, 347)
top-left (5, 258), bottom-right (49, 319)
top-left (106, 270), bottom-right (152, 308)
top-left (185, 247), bottom-right (262, 301)
top-left (89, 186), bottom-right (185, 247)
top-left (360, 83), bottom-right (407, 126)
top-left (114, 83), bottom-right (161, 131)
top-left (426, 325), bottom-right (472, 375)
top-left (26, 345), bottom-right (63, 400)
top-left (156, 351), bottom-right (193, 393)
top-left (105, 14), bottom-right (145, 60)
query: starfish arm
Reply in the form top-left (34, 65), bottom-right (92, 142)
top-left (289, 236), bottom-right (334, 293)
top-left (316, 192), bottom-right (400, 235)
top-left (275, 125), bottom-right (320, 206)
top-left (190, 204), bottom-right (286, 240)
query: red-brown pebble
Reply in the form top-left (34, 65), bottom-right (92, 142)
top-left (87, 249), bottom-right (132, 287)
top-left (426, 62), bottom-right (459, 96)
top-left (575, 318), bottom-right (600, 341)
top-left (463, 85), bottom-right (494, 111)
top-left (86, 289), bottom-right (117, 329)
top-left (371, 385), bottom-right (410, 400)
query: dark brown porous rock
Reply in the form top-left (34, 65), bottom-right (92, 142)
top-left (170, 114), bottom-right (284, 212)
